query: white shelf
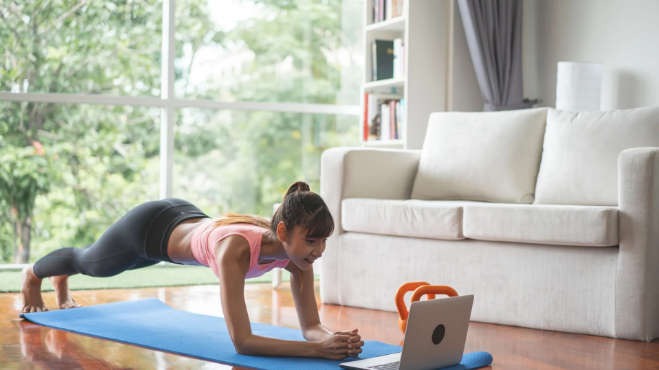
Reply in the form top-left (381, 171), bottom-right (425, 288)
top-left (365, 16), bottom-right (406, 33)
top-left (363, 139), bottom-right (405, 148)
top-left (361, 0), bottom-right (449, 150)
top-left (364, 78), bottom-right (405, 92)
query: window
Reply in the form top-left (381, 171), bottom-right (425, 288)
top-left (174, 109), bottom-right (359, 216)
top-left (175, 0), bottom-right (363, 105)
top-left (0, 0), bottom-right (362, 264)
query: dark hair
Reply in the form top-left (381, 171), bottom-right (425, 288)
top-left (271, 181), bottom-right (334, 239)
top-left (214, 181), bottom-right (334, 239)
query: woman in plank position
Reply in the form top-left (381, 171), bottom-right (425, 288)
top-left (21, 181), bottom-right (363, 360)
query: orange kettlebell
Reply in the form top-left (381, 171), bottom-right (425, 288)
top-left (395, 282), bottom-right (459, 333)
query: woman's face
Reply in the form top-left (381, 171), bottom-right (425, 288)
top-left (277, 223), bottom-right (327, 271)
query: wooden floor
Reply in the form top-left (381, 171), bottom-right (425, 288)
top-left (1, 283), bottom-right (659, 369)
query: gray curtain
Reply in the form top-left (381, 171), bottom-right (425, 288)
top-left (457, 0), bottom-right (531, 111)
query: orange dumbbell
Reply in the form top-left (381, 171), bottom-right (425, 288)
top-left (395, 282), bottom-right (459, 333)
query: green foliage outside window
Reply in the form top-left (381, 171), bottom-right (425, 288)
top-left (0, 0), bottom-right (361, 263)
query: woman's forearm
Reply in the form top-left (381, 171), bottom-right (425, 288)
top-left (303, 324), bottom-right (334, 341)
top-left (238, 334), bottom-right (318, 357)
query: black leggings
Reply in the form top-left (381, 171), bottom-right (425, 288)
top-left (33, 198), bottom-right (209, 279)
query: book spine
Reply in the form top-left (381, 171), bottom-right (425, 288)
top-left (396, 101), bottom-right (401, 140)
top-left (393, 39), bottom-right (401, 79)
top-left (363, 92), bottom-right (369, 141)
top-left (377, 0), bottom-right (380, 22)
top-left (380, 102), bottom-right (390, 141)
top-left (401, 42), bottom-right (405, 77)
top-left (371, 40), bottom-right (377, 81)
top-left (389, 101), bottom-right (396, 140)
top-left (400, 99), bottom-right (405, 140)
top-left (386, 0), bottom-right (392, 20)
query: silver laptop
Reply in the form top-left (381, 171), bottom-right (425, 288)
top-left (340, 295), bottom-right (474, 370)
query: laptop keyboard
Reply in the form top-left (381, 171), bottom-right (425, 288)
top-left (369, 361), bottom-right (399, 370)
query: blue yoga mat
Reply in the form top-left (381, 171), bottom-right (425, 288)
top-left (21, 298), bottom-right (492, 370)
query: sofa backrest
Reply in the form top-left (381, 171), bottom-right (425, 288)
top-left (534, 107), bottom-right (659, 206)
top-left (411, 108), bottom-right (548, 203)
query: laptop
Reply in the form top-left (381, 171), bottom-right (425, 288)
top-left (340, 295), bottom-right (474, 370)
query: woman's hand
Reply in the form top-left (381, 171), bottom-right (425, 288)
top-left (316, 329), bottom-right (364, 360)
top-left (341, 328), bottom-right (364, 358)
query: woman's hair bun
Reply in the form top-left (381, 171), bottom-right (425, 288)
top-left (273, 180), bottom-right (334, 242)
top-left (284, 181), bottom-right (310, 200)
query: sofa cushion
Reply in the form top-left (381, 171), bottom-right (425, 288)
top-left (534, 107), bottom-right (659, 206)
top-left (463, 203), bottom-right (618, 247)
top-left (411, 108), bottom-right (548, 203)
top-left (341, 199), bottom-right (467, 240)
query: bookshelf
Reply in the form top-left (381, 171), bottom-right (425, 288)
top-left (364, 78), bottom-right (405, 91)
top-left (364, 16), bottom-right (407, 32)
top-left (361, 0), bottom-right (450, 150)
top-left (361, 0), bottom-right (482, 150)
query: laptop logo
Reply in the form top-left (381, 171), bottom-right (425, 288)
top-left (432, 324), bottom-right (446, 345)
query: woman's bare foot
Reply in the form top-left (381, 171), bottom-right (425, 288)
top-left (48, 275), bottom-right (82, 309)
top-left (21, 266), bottom-right (48, 313)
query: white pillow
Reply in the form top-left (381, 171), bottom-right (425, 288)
top-left (534, 107), bottom-right (659, 206)
top-left (411, 108), bottom-right (548, 203)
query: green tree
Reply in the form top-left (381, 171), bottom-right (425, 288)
top-left (173, 0), bottom-right (361, 216)
top-left (0, 0), bottom-right (216, 263)
top-left (230, 0), bottom-right (361, 211)
top-left (0, 132), bottom-right (56, 262)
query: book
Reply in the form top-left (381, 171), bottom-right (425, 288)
top-left (393, 38), bottom-right (403, 79)
top-left (401, 42), bottom-right (405, 78)
top-left (392, 0), bottom-right (404, 18)
top-left (380, 103), bottom-right (390, 141)
top-left (389, 100), bottom-right (397, 139)
top-left (386, 0), bottom-right (392, 21)
top-left (363, 92), bottom-right (369, 141)
top-left (395, 100), bottom-right (401, 140)
top-left (373, 0), bottom-right (404, 23)
top-left (372, 40), bottom-right (395, 81)
top-left (371, 42), bottom-right (376, 81)
top-left (379, 0), bottom-right (385, 22)
top-left (364, 94), bottom-right (403, 141)
top-left (398, 99), bottom-right (405, 140)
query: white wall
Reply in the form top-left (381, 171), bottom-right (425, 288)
top-left (448, 0), bottom-right (484, 112)
top-left (533, 0), bottom-right (659, 110)
top-left (522, 0), bottom-right (539, 101)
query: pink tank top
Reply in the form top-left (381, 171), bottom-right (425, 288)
top-left (190, 220), bottom-right (290, 278)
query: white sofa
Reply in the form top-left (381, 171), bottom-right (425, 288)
top-left (320, 107), bottom-right (659, 342)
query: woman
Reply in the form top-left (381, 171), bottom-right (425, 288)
top-left (21, 181), bottom-right (363, 360)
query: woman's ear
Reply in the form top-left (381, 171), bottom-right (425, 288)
top-left (276, 221), bottom-right (287, 242)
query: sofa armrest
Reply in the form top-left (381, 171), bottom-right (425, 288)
top-left (320, 147), bottom-right (422, 233)
top-left (616, 147), bottom-right (659, 341)
top-left (319, 147), bottom-right (421, 306)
